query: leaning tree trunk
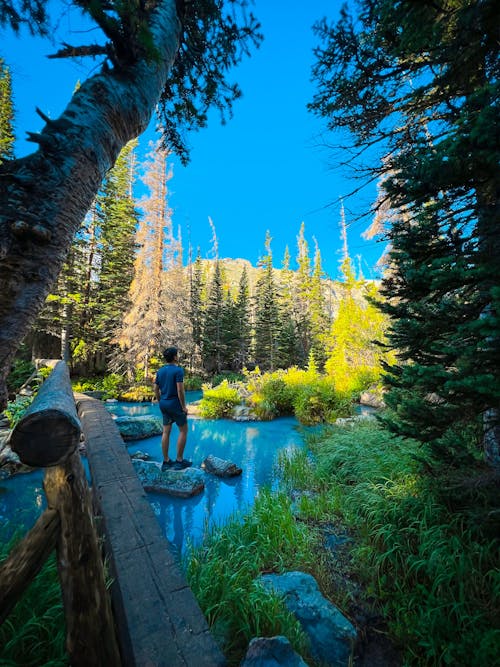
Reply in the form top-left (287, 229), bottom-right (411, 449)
top-left (0, 0), bottom-right (181, 410)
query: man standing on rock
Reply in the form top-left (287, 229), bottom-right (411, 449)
top-left (154, 347), bottom-right (192, 471)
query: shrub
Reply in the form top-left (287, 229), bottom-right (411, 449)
top-left (184, 374), bottom-right (204, 391)
top-left (293, 379), bottom-right (353, 425)
top-left (4, 395), bottom-right (33, 427)
top-left (212, 372), bottom-right (245, 386)
top-left (199, 380), bottom-right (241, 419)
top-left (120, 385), bottom-right (154, 402)
top-left (6, 358), bottom-right (35, 393)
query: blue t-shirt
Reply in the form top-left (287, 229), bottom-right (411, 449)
top-left (155, 364), bottom-right (184, 407)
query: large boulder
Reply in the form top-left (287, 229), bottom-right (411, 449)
top-left (132, 459), bottom-right (205, 498)
top-left (201, 454), bottom-right (242, 477)
top-left (241, 636), bottom-right (308, 667)
top-left (358, 390), bottom-right (385, 409)
top-left (114, 415), bottom-right (163, 441)
top-left (258, 572), bottom-right (357, 667)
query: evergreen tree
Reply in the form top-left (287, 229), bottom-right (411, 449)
top-left (276, 245), bottom-right (301, 368)
top-left (0, 57), bottom-right (14, 162)
top-left (309, 238), bottom-right (329, 369)
top-left (254, 232), bottom-right (280, 370)
top-left (233, 265), bottom-right (252, 370)
top-left (95, 140), bottom-right (139, 364)
top-left (294, 222), bottom-right (313, 363)
top-left (310, 0), bottom-right (500, 463)
top-left (188, 248), bottom-right (205, 371)
top-left (202, 259), bottom-right (225, 374)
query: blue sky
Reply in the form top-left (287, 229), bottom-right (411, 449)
top-left (2, 0), bottom-right (386, 278)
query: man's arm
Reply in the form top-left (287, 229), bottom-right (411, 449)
top-left (154, 384), bottom-right (160, 401)
top-left (177, 382), bottom-right (188, 413)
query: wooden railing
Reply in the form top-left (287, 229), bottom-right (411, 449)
top-left (0, 361), bottom-right (226, 667)
top-left (0, 361), bottom-right (121, 666)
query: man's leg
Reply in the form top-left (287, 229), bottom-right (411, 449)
top-left (161, 423), bottom-right (173, 462)
top-left (175, 423), bottom-right (188, 461)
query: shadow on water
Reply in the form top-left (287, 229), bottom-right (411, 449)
top-left (1, 392), bottom-right (307, 554)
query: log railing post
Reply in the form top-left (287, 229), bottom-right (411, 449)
top-left (7, 360), bottom-right (121, 666)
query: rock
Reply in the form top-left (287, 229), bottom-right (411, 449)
top-left (232, 405), bottom-right (258, 422)
top-left (82, 390), bottom-right (105, 400)
top-left (258, 572), bottom-right (357, 667)
top-left (241, 636), bottom-right (308, 667)
top-left (131, 450), bottom-right (151, 461)
top-left (0, 438), bottom-right (34, 476)
top-left (359, 389), bottom-right (385, 409)
top-left (201, 454), bottom-right (242, 477)
top-left (115, 415), bottom-right (163, 441)
top-left (132, 459), bottom-right (205, 498)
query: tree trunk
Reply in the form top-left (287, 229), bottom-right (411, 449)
top-left (0, 0), bottom-right (182, 410)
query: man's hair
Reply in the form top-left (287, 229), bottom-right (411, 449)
top-left (163, 347), bottom-right (178, 362)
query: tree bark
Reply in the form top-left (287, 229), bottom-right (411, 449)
top-left (44, 450), bottom-right (121, 666)
top-left (10, 360), bottom-right (81, 467)
top-left (0, 0), bottom-right (182, 409)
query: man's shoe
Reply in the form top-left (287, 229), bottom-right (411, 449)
top-left (173, 459), bottom-right (192, 470)
top-left (161, 460), bottom-right (174, 472)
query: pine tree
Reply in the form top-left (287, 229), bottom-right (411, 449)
top-left (202, 259), bottom-right (225, 374)
top-left (309, 238), bottom-right (329, 369)
top-left (95, 140), bottom-right (139, 365)
top-left (310, 0), bottom-right (500, 463)
top-left (0, 57), bottom-right (14, 162)
top-left (188, 248), bottom-right (205, 371)
top-left (233, 265), bottom-right (252, 370)
top-left (254, 231), bottom-right (280, 371)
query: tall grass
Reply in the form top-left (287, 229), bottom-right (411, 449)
top-left (185, 489), bottom-right (319, 664)
top-left (286, 420), bottom-right (500, 666)
top-left (0, 527), bottom-right (68, 666)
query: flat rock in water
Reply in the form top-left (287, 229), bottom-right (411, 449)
top-left (201, 454), bottom-right (242, 477)
top-left (132, 459), bottom-right (205, 498)
top-left (258, 571), bottom-right (357, 667)
top-left (241, 636), bottom-right (308, 667)
top-left (115, 415), bottom-right (163, 441)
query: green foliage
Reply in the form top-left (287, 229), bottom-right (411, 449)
top-left (4, 395), bottom-right (33, 427)
top-left (0, 527), bottom-right (67, 666)
top-left (288, 421), bottom-right (500, 666)
top-left (292, 379), bottom-right (352, 426)
top-left (72, 373), bottom-right (127, 399)
top-left (245, 367), bottom-right (354, 425)
top-left (310, 0), bottom-right (500, 462)
top-left (6, 358), bottom-right (35, 392)
top-left (212, 372), bottom-right (245, 387)
top-left (0, 58), bottom-right (15, 162)
top-left (120, 385), bottom-right (154, 402)
top-left (186, 490), bottom-right (314, 664)
top-left (199, 380), bottom-right (241, 419)
top-left (184, 374), bottom-right (204, 391)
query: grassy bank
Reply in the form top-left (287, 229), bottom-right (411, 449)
top-left (186, 419), bottom-right (499, 665)
top-left (0, 529), bottom-right (67, 666)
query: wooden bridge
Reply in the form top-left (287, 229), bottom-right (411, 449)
top-left (0, 361), bottom-right (226, 666)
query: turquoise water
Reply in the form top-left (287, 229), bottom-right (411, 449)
top-left (1, 392), bottom-right (308, 554)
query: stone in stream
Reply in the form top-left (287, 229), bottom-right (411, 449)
top-left (241, 636), bottom-right (308, 666)
top-left (258, 571), bottom-right (357, 667)
top-left (201, 454), bottom-right (242, 477)
top-left (132, 459), bottom-right (205, 498)
top-left (114, 415), bottom-right (163, 441)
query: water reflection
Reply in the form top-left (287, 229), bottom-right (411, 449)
top-left (1, 392), bottom-right (306, 553)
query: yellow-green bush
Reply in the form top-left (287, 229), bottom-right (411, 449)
top-left (199, 380), bottom-right (241, 419)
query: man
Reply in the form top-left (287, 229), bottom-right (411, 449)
top-left (154, 347), bottom-right (192, 471)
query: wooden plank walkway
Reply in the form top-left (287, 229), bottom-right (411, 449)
top-left (75, 394), bottom-right (226, 667)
